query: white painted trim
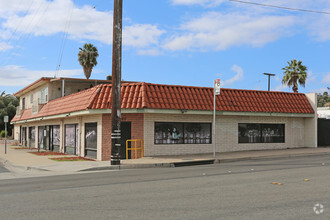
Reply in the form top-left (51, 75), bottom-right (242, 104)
top-left (12, 108), bottom-right (314, 125)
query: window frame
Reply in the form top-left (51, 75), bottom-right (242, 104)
top-left (154, 122), bottom-right (212, 145)
top-left (238, 123), bottom-right (285, 144)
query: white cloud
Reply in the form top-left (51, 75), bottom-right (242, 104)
top-left (0, 65), bottom-right (81, 86)
top-left (171, 0), bottom-right (330, 9)
top-left (137, 48), bottom-right (163, 56)
top-left (309, 87), bottom-right (328, 94)
top-left (0, 0), bottom-right (165, 50)
top-left (323, 72), bottom-right (330, 83)
top-left (170, 0), bottom-right (330, 44)
top-left (0, 42), bottom-right (13, 51)
top-left (221, 64), bottom-right (244, 86)
top-left (273, 84), bottom-right (285, 91)
top-left (1, 0), bottom-right (113, 44)
top-left (123, 24), bottom-right (165, 48)
top-left (163, 12), bottom-right (295, 51)
top-left (171, 0), bottom-right (225, 7)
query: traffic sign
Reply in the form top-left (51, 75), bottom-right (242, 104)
top-left (214, 79), bottom-right (220, 95)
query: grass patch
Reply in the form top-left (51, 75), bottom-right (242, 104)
top-left (30, 152), bottom-right (67, 156)
top-left (49, 157), bottom-right (95, 161)
top-left (11, 147), bottom-right (38, 150)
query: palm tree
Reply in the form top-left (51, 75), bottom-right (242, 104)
top-left (282, 59), bottom-right (307, 93)
top-left (78, 43), bottom-right (99, 79)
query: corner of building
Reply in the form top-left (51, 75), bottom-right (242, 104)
top-left (304, 93), bottom-right (318, 148)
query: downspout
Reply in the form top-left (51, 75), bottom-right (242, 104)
top-left (62, 79), bottom-right (65, 97)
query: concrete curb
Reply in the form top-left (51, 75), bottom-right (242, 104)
top-left (0, 156), bottom-right (50, 173)
top-left (2, 151), bottom-right (330, 173)
top-left (215, 152), bottom-right (330, 163)
top-left (80, 152), bottom-right (330, 172)
top-left (80, 162), bottom-right (175, 171)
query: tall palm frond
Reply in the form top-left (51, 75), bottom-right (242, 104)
top-left (282, 59), bottom-right (307, 93)
top-left (78, 43), bottom-right (99, 79)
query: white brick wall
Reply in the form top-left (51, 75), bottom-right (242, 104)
top-left (144, 113), bottom-right (307, 156)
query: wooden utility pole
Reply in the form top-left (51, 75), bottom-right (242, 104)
top-left (111, 0), bottom-right (123, 165)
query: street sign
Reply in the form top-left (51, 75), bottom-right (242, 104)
top-left (213, 79), bottom-right (220, 158)
top-left (214, 79), bottom-right (220, 95)
top-left (4, 115), bottom-right (8, 123)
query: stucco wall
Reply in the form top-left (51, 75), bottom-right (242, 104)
top-left (304, 93), bottom-right (318, 148)
top-left (49, 80), bottom-right (102, 101)
top-left (144, 113), bottom-right (307, 156)
top-left (19, 84), bottom-right (49, 110)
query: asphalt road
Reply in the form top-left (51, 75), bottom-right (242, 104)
top-left (0, 155), bottom-right (329, 219)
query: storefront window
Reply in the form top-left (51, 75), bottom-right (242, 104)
top-left (85, 123), bottom-right (97, 159)
top-left (238, 123), bottom-right (284, 143)
top-left (155, 122), bottom-right (211, 144)
top-left (184, 123), bottom-right (211, 144)
top-left (52, 125), bottom-right (60, 152)
top-left (65, 124), bottom-right (78, 155)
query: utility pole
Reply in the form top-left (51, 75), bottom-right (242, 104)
top-left (263, 73), bottom-right (275, 91)
top-left (110, 0), bottom-right (123, 165)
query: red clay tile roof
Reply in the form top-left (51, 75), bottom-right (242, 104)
top-left (12, 86), bottom-right (100, 122)
top-left (90, 83), bottom-right (314, 113)
top-left (12, 82), bottom-right (314, 122)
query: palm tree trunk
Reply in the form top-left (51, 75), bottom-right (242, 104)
top-left (292, 72), bottom-right (298, 93)
top-left (83, 66), bottom-right (92, 79)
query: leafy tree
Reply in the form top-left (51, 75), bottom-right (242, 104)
top-left (78, 43), bottom-right (99, 79)
top-left (282, 59), bottom-right (307, 93)
top-left (0, 91), bottom-right (19, 136)
top-left (317, 89), bottom-right (330, 107)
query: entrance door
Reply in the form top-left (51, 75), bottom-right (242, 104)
top-left (22, 127), bottom-right (27, 147)
top-left (65, 124), bottom-right (78, 155)
top-left (318, 119), bottom-right (330, 146)
top-left (50, 125), bottom-right (60, 152)
top-left (38, 126), bottom-right (48, 150)
top-left (120, 122), bottom-right (131, 159)
top-left (28, 127), bottom-right (35, 148)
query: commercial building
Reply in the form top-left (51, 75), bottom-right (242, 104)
top-left (12, 77), bottom-right (317, 161)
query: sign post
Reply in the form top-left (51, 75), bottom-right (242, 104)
top-left (4, 115), bottom-right (8, 154)
top-left (213, 79), bottom-right (220, 158)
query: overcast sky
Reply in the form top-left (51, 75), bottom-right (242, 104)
top-left (0, 0), bottom-right (329, 94)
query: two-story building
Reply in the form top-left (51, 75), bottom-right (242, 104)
top-left (11, 77), bottom-right (317, 161)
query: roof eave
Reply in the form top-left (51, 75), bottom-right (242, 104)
top-left (14, 77), bottom-right (52, 97)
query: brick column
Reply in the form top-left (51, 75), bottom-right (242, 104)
top-left (102, 114), bottom-right (112, 160)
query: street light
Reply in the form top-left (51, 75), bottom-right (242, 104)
top-left (263, 73), bottom-right (275, 91)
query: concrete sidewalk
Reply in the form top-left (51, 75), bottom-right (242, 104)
top-left (1, 143), bottom-right (330, 175)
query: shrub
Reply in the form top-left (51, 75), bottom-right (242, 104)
top-left (0, 130), bottom-right (7, 138)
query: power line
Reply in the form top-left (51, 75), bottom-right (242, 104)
top-left (0, 0), bottom-right (34, 57)
top-left (228, 0), bottom-right (330, 15)
top-left (0, 0), bottom-right (50, 66)
top-left (55, 0), bottom-right (75, 77)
